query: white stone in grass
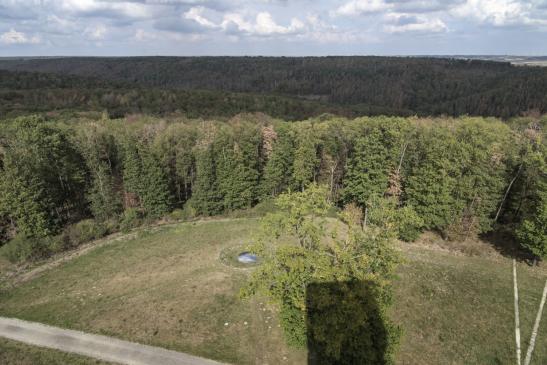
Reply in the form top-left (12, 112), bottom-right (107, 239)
top-left (224, 322), bottom-right (229, 326)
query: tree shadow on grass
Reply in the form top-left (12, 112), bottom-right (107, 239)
top-left (480, 228), bottom-right (536, 264)
top-left (306, 281), bottom-right (396, 365)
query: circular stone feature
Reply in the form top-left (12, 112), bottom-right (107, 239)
top-left (237, 252), bottom-right (258, 264)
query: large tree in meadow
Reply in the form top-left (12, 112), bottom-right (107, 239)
top-left (242, 184), bottom-right (401, 364)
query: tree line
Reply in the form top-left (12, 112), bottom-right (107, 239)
top-left (0, 113), bottom-right (545, 262)
top-left (1, 57), bottom-right (547, 118)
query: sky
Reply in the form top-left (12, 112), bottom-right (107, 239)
top-left (0, 0), bottom-right (546, 56)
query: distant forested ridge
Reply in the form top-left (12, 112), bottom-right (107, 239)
top-left (0, 69), bottom-right (370, 120)
top-left (1, 56), bottom-right (547, 118)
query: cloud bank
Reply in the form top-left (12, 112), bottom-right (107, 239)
top-left (0, 0), bottom-right (545, 55)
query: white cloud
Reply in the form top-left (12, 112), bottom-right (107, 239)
top-left (384, 13), bottom-right (447, 33)
top-left (218, 11), bottom-right (306, 36)
top-left (334, 0), bottom-right (392, 16)
top-left (254, 12), bottom-right (305, 35)
top-left (0, 28), bottom-right (40, 44)
top-left (1, 0), bottom-right (547, 54)
top-left (59, 0), bottom-right (154, 20)
top-left (451, 0), bottom-right (539, 26)
top-left (184, 6), bottom-right (217, 28)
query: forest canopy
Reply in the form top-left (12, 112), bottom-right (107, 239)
top-left (1, 56), bottom-right (547, 119)
top-left (0, 113), bottom-right (545, 264)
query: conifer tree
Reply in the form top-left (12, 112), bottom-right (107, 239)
top-left (122, 138), bottom-right (172, 218)
top-left (342, 128), bottom-right (392, 208)
top-left (139, 147), bottom-right (172, 218)
top-left (0, 117), bottom-right (86, 237)
top-left (192, 146), bottom-right (223, 215)
top-left (404, 127), bottom-right (462, 234)
top-left (293, 125), bottom-right (319, 190)
top-left (260, 125), bottom-right (296, 198)
top-left (76, 124), bottom-right (122, 222)
top-left (121, 139), bottom-right (144, 207)
top-left (517, 178), bottom-right (547, 261)
top-left (87, 162), bottom-right (122, 222)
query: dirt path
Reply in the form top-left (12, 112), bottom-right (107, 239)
top-left (0, 317), bottom-right (226, 365)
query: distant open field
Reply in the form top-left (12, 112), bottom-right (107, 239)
top-left (0, 218), bottom-right (546, 364)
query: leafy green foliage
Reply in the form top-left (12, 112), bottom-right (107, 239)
top-left (292, 125), bottom-right (320, 191)
top-left (367, 197), bottom-right (424, 242)
top-left (59, 219), bottom-right (108, 250)
top-left (139, 148), bottom-right (173, 218)
top-left (260, 125), bottom-right (296, 198)
top-left (75, 123), bottom-right (122, 222)
top-left (0, 234), bottom-right (52, 263)
top-left (0, 114), bottom-right (544, 262)
top-left (192, 145), bottom-right (223, 216)
top-left (242, 184), bottom-right (401, 363)
top-left (516, 144), bottom-right (547, 259)
top-left (0, 116), bottom-right (86, 238)
top-left (120, 208), bottom-right (141, 233)
top-left (343, 128), bottom-right (393, 207)
top-left (121, 138), bottom-right (172, 218)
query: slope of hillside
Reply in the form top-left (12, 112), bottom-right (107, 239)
top-left (1, 218), bottom-right (545, 364)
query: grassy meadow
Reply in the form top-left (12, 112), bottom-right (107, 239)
top-left (0, 218), bottom-right (546, 364)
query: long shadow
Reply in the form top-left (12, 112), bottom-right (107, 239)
top-left (306, 281), bottom-right (392, 365)
top-left (480, 228), bottom-right (536, 264)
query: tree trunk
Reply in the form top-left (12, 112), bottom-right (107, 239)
top-left (495, 164), bottom-right (523, 223)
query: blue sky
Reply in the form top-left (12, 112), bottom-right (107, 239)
top-left (1, 0), bottom-right (546, 56)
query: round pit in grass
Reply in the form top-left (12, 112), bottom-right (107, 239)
top-left (237, 252), bottom-right (258, 264)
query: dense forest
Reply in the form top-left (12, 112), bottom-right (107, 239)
top-left (0, 69), bottom-right (366, 120)
top-left (0, 113), bottom-right (545, 264)
top-left (1, 56), bottom-right (547, 118)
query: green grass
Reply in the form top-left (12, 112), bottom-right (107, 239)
top-left (0, 218), bottom-right (546, 364)
top-left (393, 247), bottom-right (547, 365)
top-left (0, 338), bottom-right (111, 365)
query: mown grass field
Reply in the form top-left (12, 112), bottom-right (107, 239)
top-left (0, 218), bottom-right (546, 364)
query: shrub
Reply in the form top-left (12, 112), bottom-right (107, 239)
top-left (396, 206), bottom-right (424, 242)
top-left (279, 303), bottom-right (307, 348)
top-left (0, 234), bottom-right (51, 263)
top-left (167, 209), bottom-right (185, 222)
top-left (61, 219), bottom-right (108, 249)
top-left (182, 201), bottom-right (197, 220)
top-left (120, 208), bottom-right (141, 233)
